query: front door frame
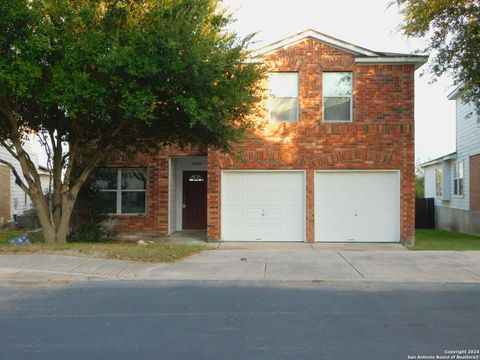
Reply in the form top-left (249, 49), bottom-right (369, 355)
top-left (168, 156), bottom-right (208, 234)
top-left (182, 170), bottom-right (208, 229)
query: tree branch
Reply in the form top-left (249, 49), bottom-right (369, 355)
top-left (0, 139), bottom-right (20, 161)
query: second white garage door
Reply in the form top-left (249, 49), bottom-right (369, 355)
top-left (222, 171), bottom-right (305, 241)
top-left (315, 171), bottom-right (400, 242)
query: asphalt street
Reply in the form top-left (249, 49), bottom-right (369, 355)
top-left (0, 281), bottom-right (479, 360)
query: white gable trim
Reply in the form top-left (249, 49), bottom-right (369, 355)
top-left (250, 29), bottom-right (379, 57)
top-left (355, 56), bottom-right (428, 70)
top-left (421, 152), bottom-right (457, 168)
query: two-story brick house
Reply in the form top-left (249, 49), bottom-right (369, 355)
top-left (97, 29), bottom-right (427, 245)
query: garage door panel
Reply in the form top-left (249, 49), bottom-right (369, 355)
top-left (244, 191), bottom-right (263, 202)
top-left (264, 191), bottom-right (284, 202)
top-left (222, 172), bottom-right (305, 242)
top-left (315, 171), bottom-right (400, 243)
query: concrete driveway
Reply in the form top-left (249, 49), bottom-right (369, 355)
top-left (1, 243), bottom-right (480, 283)
top-left (143, 243), bottom-right (480, 283)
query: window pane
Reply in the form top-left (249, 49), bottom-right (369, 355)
top-left (269, 73), bottom-right (298, 97)
top-left (270, 97), bottom-right (298, 122)
top-left (121, 169), bottom-right (146, 190)
top-left (459, 179), bottom-right (464, 195)
top-left (94, 168), bottom-right (117, 190)
top-left (324, 97), bottom-right (351, 121)
top-left (458, 162), bottom-right (464, 179)
top-left (323, 72), bottom-right (352, 97)
top-left (454, 179), bottom-right (458, 195)
top-left (189, 174), bottom-right (205, 182)
top-left (98, 192), bottom-right (117, 213)
top-left (121, 192), bottom-right (146, 214)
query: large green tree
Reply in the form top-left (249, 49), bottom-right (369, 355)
top-left (0, 0), bottom-right (264, 243)
top-left (396, 0), bottom-right (480, 109)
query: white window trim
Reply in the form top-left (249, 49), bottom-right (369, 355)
top-left (98, 168), bottom-right (147, 215)
top-left (453, 161), bottom-right (464, 198)
top-left (268, 72), bottom-right (299, 123)
top-left (322, 72), bottom-right (353, 123)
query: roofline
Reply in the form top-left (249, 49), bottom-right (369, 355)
top-left (355, 56), bottom-right (428, 70)
top-left (447, 84), bottom-right (463, 100)
top-left (250, 29), bottom-right (380, 57)
top-left (420, 152), bottom-right (457, 167)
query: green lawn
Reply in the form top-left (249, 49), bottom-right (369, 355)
top-left (412, 229), bottom-right (480, 251)
top-left (0, 229), bottom-right (24, 244)
top-left (0, 229), bottom-right (207, 263)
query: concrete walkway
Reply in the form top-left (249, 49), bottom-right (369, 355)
top-left (1, 244), bottom-right (480, 283)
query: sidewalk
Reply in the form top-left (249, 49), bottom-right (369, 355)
top-left (1, 245), bottom-right (480, 284)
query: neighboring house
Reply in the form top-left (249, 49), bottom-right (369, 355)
top-left (0, 133), bottom-right (51, 224)
top-left (99, 29), bottom-right (427, 245)
top-left (422, 86), bottom-right (480, 235)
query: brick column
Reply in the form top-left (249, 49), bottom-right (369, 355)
top-left (306, 169), bottom-right (315, 243)
top-left (207, 151), bottom-right (221, 241)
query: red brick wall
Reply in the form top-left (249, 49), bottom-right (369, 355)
top-left (207, 39), bottom-right (416, 245)
top-left (102, 147), bottom-right (206, 236)
top-left (470, 154), bottom-right (480, 212)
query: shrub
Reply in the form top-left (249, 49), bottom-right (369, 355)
top-left (69, 180), bottom-right (117, 242)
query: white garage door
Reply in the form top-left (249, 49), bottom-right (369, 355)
top-left (315, 171), bottom-right (400, 242)
top-left (222, 171), bottom-right (305, 241)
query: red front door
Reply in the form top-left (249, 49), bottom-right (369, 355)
top-left (182, 171), bottom-right (207, 229)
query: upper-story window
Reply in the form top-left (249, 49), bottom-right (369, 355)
top-left (268, 72), bottom-right (298, 122)
top-left (453, 161), bottom-right (464, 196)
top-left (435, 167), bottom-right (443, 196)
top-left (323, 72), bottom-right (352, 122)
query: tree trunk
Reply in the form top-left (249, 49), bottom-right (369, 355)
top-left (40, 224), bottom-right (68, 244)
top-left (30, 188), bottom-right (75, 244)
top-left (40, 223), bottom-right (57, 244)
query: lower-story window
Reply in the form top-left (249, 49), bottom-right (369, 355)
top-left (94, 168), bottom-right (147, 214)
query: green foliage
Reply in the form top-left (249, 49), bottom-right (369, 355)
top-left (415, 162), bottom-right (425, 198)
top-left (69, 181), bottom-right (116, 242)
top-left (396, 0), bottom-right (480, 111)
top-left (69, 212), bottom-right (115, 243)
top-left (0, 230), bottom-right (23, 245)
top-left (0, 0), bottom-right (264, 151)
top-left (415, 174), bottom-right (425, 198)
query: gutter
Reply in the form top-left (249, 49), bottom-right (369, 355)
top-left (355, 56), bottom-right (428, 70)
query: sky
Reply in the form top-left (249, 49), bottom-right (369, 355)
top-left (221, 0), bottom-right (457, 164)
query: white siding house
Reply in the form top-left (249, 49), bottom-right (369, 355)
top-left (422, 86), bottom-right (480, 235)
top-left (0, 134), bottom-right (50, 224)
